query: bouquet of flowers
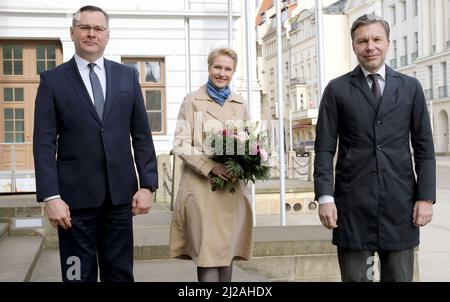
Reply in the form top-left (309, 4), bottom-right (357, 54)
top-left (205, 122), bottom-right (270, 190)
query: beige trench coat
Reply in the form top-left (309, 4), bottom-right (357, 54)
top-left (169, 85), bottom-right (253, 267)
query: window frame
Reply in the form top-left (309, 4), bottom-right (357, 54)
top-left (121, 57), bottom-right (166, 135)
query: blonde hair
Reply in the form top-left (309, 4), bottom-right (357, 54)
top-left (207, 47), bottom-right (238, 70)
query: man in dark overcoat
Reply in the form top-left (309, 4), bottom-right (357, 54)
top-left (314, 14), bottom-right (435, 282)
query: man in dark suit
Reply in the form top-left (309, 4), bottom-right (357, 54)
top-left (33, 5), bottom-right (158, 282)
top-left (314, 14), bottom-right (435, 282)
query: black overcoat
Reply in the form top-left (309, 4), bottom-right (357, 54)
top-left (314, 65), bottom-right (435, 250)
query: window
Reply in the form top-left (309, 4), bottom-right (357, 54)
top-left (3, 108), bottom-right (24, 143)
top-left (0, 40), bottom-right (62, 173)
top-left (390, 5), bottom-right (396, 25)
top-left (285, 61), bottom-right (289, 78)
top-left (442, 62), bottom-right (447, 86)
top-left (3, 88), bottom-right (23, 102)
top-left (281, 9), bottom-right (288, 23)
top-left (36, 45), bottom-right (56, 74)
top-left (122, 58), bottom-right (166, 135)
top-left (414, 32), bottom-right (418, 52)
top-left (2, 45), bottom-right (23, 75)
top-left (400, 1), bottom-right (406, 22)
top-left (393, 40), bottom-right (397, 58)
top-left (401, 36), bottom-right (408, 66)
top-left (413, 0), bottom-right (418, 16)
top-left (269, 68), bottom-right (274, 83)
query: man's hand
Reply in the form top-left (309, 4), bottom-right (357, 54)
top-left (413, 200), bottom-right (433, 227)
top-left (318, 202), bottom-right (338, 230)
top-left (44, 198), bottom-right (72, 230)
top-left (132, 188), bottom-right (153, 216)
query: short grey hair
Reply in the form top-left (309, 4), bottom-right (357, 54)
top-left (72, 5), bottom-right (109, 28)
top-left (351, 14), bottom-right (390, 41)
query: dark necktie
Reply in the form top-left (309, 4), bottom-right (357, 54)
top-left (368, 73), bottom-right (381, 104)
top-left (88, 63), bottom-right (104, 121)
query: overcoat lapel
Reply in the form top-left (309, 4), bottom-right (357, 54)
top-left (349, 66), bottom-right (378, 113)
top-left (376, 66), bottom-right (399, 117)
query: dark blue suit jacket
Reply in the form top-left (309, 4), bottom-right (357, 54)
top-left (314, 65), bottom-right (435, 250)
top-left (33, 57), bottom-right (158, 209)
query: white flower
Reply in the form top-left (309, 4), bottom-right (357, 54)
top-left (236, 131), bottom-right (249, 142)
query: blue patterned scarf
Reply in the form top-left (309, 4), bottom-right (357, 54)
top-left (206, 79), bottom-right (230, 107)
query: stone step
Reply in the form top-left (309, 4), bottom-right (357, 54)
top-left (0, 194), bottom-right (42, 221)
top-left (0, 236), bottom-right (43, 282)
top-left (134, 224), bottom-right (334, 260)
top-left (236, 254), bottom-right (341, 282)
top-left (9, 217), bottom-right (44, 236)
top-left (31, 249), bottom-right (270, 282)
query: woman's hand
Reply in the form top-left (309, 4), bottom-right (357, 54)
top-left (210, 163), bottom-right (236, 182)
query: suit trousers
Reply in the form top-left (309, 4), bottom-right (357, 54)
top-left (58, 196), bottom-right (134, 282)
top-left (337, 247), bottom-right (414, 282)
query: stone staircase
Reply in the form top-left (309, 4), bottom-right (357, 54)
top-left (0, 194), bottom-right (44, 282)
top-left (0, 193), bottom-right (419, 282)
top-left (0, 195), bottom-right (271, 282)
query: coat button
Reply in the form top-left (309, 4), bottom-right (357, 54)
top-left (370, 170), bottom-right (378, 176)
top-left (375, 120), bottom-right (382, 127)
top-left (230, 188), bottom-right (235, 193)
top-left (376, 145), bottom-right (382, 151)
top-left (211, 186), bottom-right (216, 192)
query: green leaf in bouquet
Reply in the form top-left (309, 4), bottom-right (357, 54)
top-left (211, 176), bottom-right (230, 190)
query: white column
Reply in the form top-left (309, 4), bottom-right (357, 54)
top-left (419, 0), bottom-right (431, 57)
top-left (435, 0), bottom-right (445, 53)
top-left (444, 0), bottom-right (449, 47)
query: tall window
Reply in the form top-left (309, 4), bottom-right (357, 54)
top-left (402, 36), bottom-right (408, 66)
top-left (413, 0), bottom-right (418, 16)
top-left (36, 45), bottom-right (56, 74)
top-left (442, 62), bottom-right (448, 87)
top-left (0, 40), bottom-right (62, 173)
top-left (2, 45), bottom-right (23, 75)
top-left (400, 0), bottom-right (406, 22)
top-left (394, 40), bottom-right (397, 58)
top-left (390, 5), bottom-right (396, 25)
top-left (0, 40), bottom-right (62, 145)
top-left (3, 108), bottom-right (24, 143)
top-left (440, 62), bottom-right (447, 98)
top-left (122, 58), bottom-right (166, 135)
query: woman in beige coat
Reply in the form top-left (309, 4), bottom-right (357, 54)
top-left (169, 47), bottom-right (253, 282)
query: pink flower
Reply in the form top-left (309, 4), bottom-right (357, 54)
top-left (259, 148), bottom-right (268, 161)
top-left (250, 143), bottom-right (259, 155)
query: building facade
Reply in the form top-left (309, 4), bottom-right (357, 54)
top-left (256, 0), bottom-right (349, 153)
top-left (345, 0), bottom-right (450, 153)
top-left (0, 0), bottom-right (261, 192)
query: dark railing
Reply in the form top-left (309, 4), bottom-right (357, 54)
top-left (390, 58), bottom-right (397, 69)
top-left (438, 86), bottom-right (448, 98)
top-left (424, 88), bottom-right (434, 100)
top-left (400, 55), bottom-right (408, 67)
top-left (411, 51), bottom-right (418, 63)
